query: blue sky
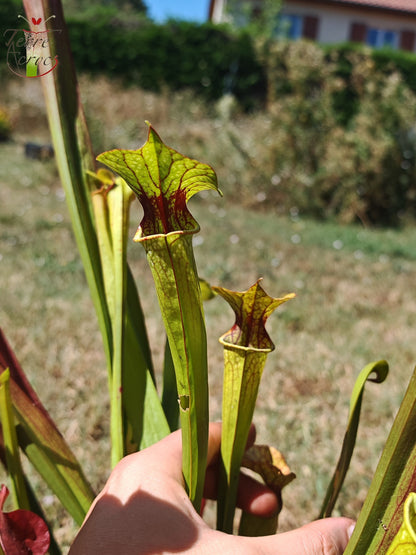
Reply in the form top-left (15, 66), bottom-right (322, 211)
top-left (146, 0), bottom-right (211, 23)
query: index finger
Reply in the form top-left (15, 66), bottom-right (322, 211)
top-left (115, 421), bottom-right (256, 490)
top-left (206, 422), bottom-right (257, 468)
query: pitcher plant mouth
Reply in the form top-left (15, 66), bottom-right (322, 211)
top-left (213, 279), bottom-right (295, 351)
top-left (97, 122), bottom-right (221, 240)
top-left (219, 340), bottom-right (275, 353)
top-left (134, 225), bottom-right (200, 243)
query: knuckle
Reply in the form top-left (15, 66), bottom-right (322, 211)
top-left (316, 530), bottom-right (343, 555)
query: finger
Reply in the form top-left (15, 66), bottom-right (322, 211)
top-left (236, 473), bottom-right (278, 517)
top-left (206, 422), bottom-right (223, 466)
top-left (204, 423), bottom-right (257, 497)
top-left (130, 421), bottom-right (233, 486)
top-left (204, 469), bottom-right (278, 517)
top-left (244, 517), bottom-right (355, 555)
top-left (129, 422), bottom-right (257, 491)
top-left (206, 422), bottom-right (257, 467)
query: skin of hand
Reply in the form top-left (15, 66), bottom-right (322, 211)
top-left (69, 423), bottom-right (355, 555)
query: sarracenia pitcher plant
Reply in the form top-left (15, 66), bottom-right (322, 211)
top-left (213, 280), bottom-right (295, 532)
top-left (97, 124), bottom-right (221, 511)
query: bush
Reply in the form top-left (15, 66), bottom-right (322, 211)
top-left (0, 107), bottom-right (12, 141)
top-left (317, 55), bottom-right (416, 225)
top-left (66, 17), bottom-right (266, 110)
top-left (323, 43), bottom-right (416, 126)
top-left (0, 0), bottom-right (23, 35)
top-left (211, 41), bottom-right (416, 226)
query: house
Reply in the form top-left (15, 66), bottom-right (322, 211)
top-left (208, 0), bottom-right (416, 53)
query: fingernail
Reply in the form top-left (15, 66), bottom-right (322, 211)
top-left (347, 523), bottom-right (356, 539)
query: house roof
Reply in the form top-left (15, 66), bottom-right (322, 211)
top-left (316, 0), bottom-right (416, 15)
top-left (209, 0), bottom-right (416, 21)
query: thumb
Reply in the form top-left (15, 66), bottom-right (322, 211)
top-left (244, 517), bottom-right (355, 555)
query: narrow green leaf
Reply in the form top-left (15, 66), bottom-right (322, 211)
top-left (0, 330), bottom-right (95, 525)
top-left (108, 179), bottom-right (132, 464)
top-left (89, 169), bottom-right (169, 456)
top-left (97, 123), bottom-right (221, 511)
top-left (125, 266), bottom-right (155, 380)
top-left (90, 172), bottom-right (123, 462)
top-left (13, 386), bottom-right (94, 526)
top-left (0, 336), bottom-right (63, 553)
top-left (23, 2), bottom-right (164, 459)
top-left (23, 0), bottom-right (113, 373)
top-left (213, 279), bottom-right (295, 533)
top-left (344, 366), bottom-right (416, 555)
top-left (140, 372), bottom-right (171, 449)
top-left (0, 369), bottom-right (29, 510)
top-left (320, 360), bottom-right (389, 519)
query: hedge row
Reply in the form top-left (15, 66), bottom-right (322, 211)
top-left (322, 42), bottom-right (416, 124)
top-left (65, 14), bottom-right (416, 118)
top-left (67, 16), bottom-right (267, 110)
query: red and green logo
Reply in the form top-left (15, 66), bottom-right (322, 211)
top-left (4, 15), bottom-right (59, 78)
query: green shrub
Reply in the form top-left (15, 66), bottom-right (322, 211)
top-left (66, 18), bottom-right (266, 110)
top-left (0, 107), bottom-right (12, 141)
top-left (323, 43), bottom-right (416, 126)
top-left (211, 41), bottom-right (416, 226)
top-left (0, 0), bottom-right (23, 35)
top-left (317, 54), bottom-right (416, 225)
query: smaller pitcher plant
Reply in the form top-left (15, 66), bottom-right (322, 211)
top-left (213, 280), bottom-right (295, 532)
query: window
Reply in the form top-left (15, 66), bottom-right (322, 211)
top-left (279, 14), bottom-right (319, 41)
top-left (280, 14), bottom-right (303, 39)
top-left (366, 28), bottom-right (399, 49)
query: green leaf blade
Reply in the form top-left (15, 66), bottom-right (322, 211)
top-left (0, 329), bottom-right (95, 525)
top-left (162, 339), bottom-right (180, 432)
top-left (345, 367), bottom-right (416, 554)
top-left (0, 369), bottom-right (29, 511)
top-left (320, 360), bottom-right (389, 519)
top-left (23, 0), bottom-right (113, 375)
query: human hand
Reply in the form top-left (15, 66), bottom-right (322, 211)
top-left (69, 423), bottom-right (354, 554)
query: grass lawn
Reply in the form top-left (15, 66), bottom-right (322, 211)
top-left (1, 75), bottom-right (416, 550)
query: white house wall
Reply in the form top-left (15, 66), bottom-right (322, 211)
top-left (211, 0), bottom-right (416, 52)
top-left (281, 1), bottom-right (416, 50)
